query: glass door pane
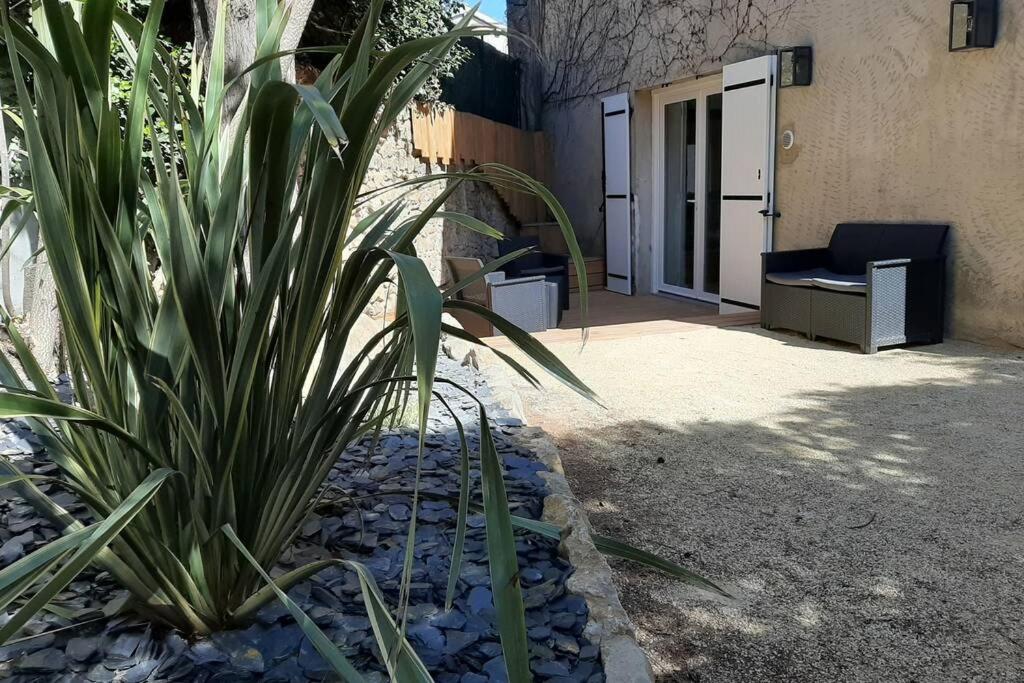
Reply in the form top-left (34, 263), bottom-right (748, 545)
top-left (704, 92), bottom-right (723, 295)
top-left (663, 99), bottom-right (697, 290)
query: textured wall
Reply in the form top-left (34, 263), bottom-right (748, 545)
top-left (0, 208), bottom-right (37, 316)
top-left (441, 178), bottom-right (506, 283)
top-left (771, 0), bottom-right (1024, 346)
top-left (508, 0), bottom-right (790, 259)
top-left (355, 108), bottom-right (512, 318)
top-left (520, 0), bottom-right (1024, 345)
top-left (537, 105), bottom-right (608, 256)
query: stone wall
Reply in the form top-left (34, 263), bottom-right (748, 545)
top-left (355, 107), bottom-right (516, 318)
top-left (441, 176), bottom-right (513, 282)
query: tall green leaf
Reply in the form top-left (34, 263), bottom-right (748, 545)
top-left (0, 469), bottom-right (175, 641)
top-left (476, 402), bottom-right (531, 681)
top-left (221, 525), bottom-right (367, 682)
top-left (0, 3), bottom-right (724, 678)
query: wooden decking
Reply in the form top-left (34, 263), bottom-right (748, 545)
top-left (483, 289), bottom-right (759, 348)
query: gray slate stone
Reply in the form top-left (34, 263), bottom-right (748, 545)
top-left (66, 636), bottom-right (100, 662)
top-left (17, 647), bottom-right (67, 673)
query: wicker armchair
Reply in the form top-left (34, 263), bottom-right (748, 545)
top-left (445, 257), bottom-right (551, 336)
top-left (761, 223), bottom-right (949, 353)
top-left (498, 236), bottom-right (570, 313)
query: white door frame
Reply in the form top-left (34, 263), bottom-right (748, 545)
top-left (651, 75), bottom-right (723, 303)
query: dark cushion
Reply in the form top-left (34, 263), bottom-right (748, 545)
top-left (521, 266), bottom-right (566, 276)
top-left (827, 223), bottom-right (949, 275)
top-left (498, 236), bottom-right (544, 271)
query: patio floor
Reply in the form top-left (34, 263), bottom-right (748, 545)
top-left (485, 289), bottom-right (759, 347)
top-left (558, 290), bottom-right (717, 329)
top-left (490, 323), bottom-right (1024, 681)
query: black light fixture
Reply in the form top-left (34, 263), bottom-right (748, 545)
top-left (949, 0), bottom-right (999, 51)
top-left (778, 46), bottom-right (813, 87)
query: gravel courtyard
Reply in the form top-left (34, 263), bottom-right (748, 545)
top-left (496, 324), bottom-right (1024, 681)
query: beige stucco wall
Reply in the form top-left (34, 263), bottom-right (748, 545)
top-left (517, 0), bottom-right (1024, 346)
top-left (772, 0), bottom-right (1024, 346)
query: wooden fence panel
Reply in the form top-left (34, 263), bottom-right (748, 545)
top-left (409, 104), bottom-right (549, 225)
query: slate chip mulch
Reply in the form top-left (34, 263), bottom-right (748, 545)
top-left (0, 355), bottom-right (604, 682)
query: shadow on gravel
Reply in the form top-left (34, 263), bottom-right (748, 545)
top-left (552, 346), bottom-right (1024, 682)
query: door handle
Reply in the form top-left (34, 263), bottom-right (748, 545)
top-left (758, 208), bottom-right (782, 218)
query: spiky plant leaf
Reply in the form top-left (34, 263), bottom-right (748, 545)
top-left (0, 1), bottom-right (721, 680)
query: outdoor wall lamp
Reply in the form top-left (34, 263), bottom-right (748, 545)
top-left (949, 0), bottom-right (999, 51)
top-left (778, 46), bottom-right (812, 87)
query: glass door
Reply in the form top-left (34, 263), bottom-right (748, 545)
top-left (704, 92), bottom-right (722, 296)
top-left (662, 98), bottom-right (698, 291)
top-left (653, 78), bottom-right (723, 302)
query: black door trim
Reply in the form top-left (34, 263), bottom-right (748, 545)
top-left (722, 194), bottom-right (763, 201)
top-left (721, 298), bottom-right (760, 310)
top-left (723, 78), bottom-right (767, 93)
top-left (603, 108), bottom-right (627, 117)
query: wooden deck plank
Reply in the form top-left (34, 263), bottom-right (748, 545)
top-left (558, 290), bottom-right (717, 329)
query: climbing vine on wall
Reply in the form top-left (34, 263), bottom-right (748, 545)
top-left (509, 0), bottom-right (799, 106)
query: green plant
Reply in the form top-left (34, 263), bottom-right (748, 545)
top-left (301, 0), bottom-right (470, 100)
top-left (0, 0), bottom-right (725, 679)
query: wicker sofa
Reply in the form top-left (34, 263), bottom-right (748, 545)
top-left (761, 223), bottom-right (949, 353)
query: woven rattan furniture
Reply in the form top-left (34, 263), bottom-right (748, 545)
top-left (498, 236), bottom-right (570, 313)
top-left (445, 257), bottom-right (553, 336)
top-left (489, 274), bottom-right (548, 333)
top-left (761, 223), bottom-right (949, 353)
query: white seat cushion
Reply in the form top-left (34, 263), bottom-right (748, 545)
top-left (766, 269), bottom-right (867, 294)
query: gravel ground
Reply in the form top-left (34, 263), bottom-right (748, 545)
top-left (496, 325), bottom-right (1024, 682)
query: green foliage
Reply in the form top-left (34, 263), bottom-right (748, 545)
top-left (0, 0), bottom-right (586, 676)
top-left (0, 0), bottom-right (722, 679)
top-left (2, 0), bottom-right (467, 187)
top-left (0, 42), bottom-right (28, 184)
top-left (0, 0), bottom-right (181, 187)
top-left (302, 0), bottom-right (470, 99)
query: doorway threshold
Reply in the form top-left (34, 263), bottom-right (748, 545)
top-left (655, 289), bottom-right (720, 307)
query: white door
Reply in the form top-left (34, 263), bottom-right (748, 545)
top-left (602, 93), bottom-right (632, 296)
top-left (719, 55), bottom-right (778, 313)
top-left (652, 77), bottom-right (723, 302)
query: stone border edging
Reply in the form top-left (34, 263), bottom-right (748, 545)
top-left (443, 337), bottom-right (655, 683)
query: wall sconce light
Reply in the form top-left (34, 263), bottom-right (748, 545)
top-left (949, 0), bottom-right (998, 51)
top-left (779, 46), bottom-right (813, 87)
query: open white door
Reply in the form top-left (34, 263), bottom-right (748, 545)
top-left (602, 93), bottom-right (632, 296)
top-left (719, 55), bottom-right (778, 313)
